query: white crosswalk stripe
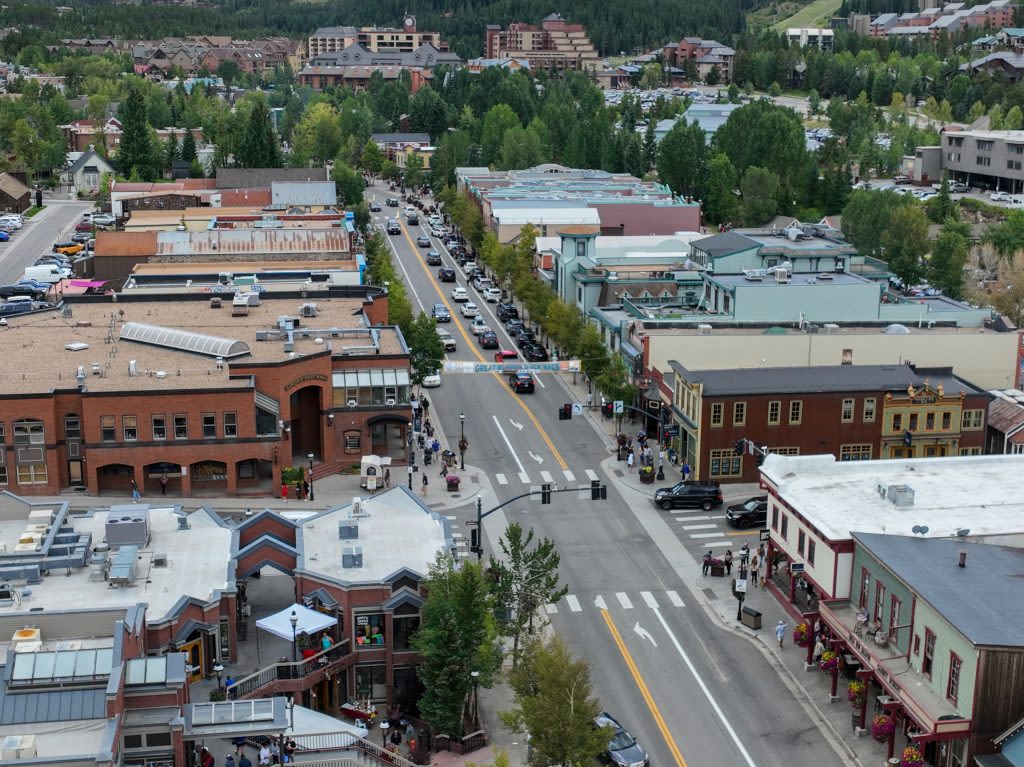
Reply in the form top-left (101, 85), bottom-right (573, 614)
top-left (540, 470), bottom-right (553, 483)
top-left (563, 470), bottom-right (575, 482)
top-left (690, 532), bottom-right (727, 539)
top-left (584, 469), bottom-right (599, 481)
top-left (565, 595), bottom-right (582, 613)
top-left (695, 541), bottom-right (733, 549)
top-left (682, 523), bottom-right (718, 531)
top-left (667, 590), bottom-right (685, 607)
top-left (495, 473), bottom-right (508, 485)
top-left (641, 591), bottom-right (659, 609)
top-left (615, 592), bottom-right (633, 609)
top-left (518, 471), bottom-right (530, 483)
top-left (551, 590), bottom-right (687, 616)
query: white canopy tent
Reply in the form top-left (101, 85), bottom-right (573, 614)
top-left (256, 603), bottom-right (335, 641)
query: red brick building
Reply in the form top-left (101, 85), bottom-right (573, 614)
top-left (0, 288), bottom-right (413, 497)
top-left (667, 362), bottom-right (989, 483)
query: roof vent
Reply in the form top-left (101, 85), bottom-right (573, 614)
top-left (886, 484), bottom-right (915, 507)
top-left (342, 546), bottom-right (363, 569)
top-left (338, 521), bottom-right (359, 540)
top-left (91, 363), bottom-right (102, 376)
top-left (155, 371), bottom-right (167, 379)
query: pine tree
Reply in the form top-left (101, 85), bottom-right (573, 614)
top-left (116, 80), bottom-right (154, 181)
top-left (236, 99), bottom-right (282, 168)
top-left (642, 119), bottom-right (657, 173)
top-left (181, 130), bottom-right (198, 163)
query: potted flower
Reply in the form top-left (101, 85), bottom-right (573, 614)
top-left (792, 622), bottom-right (811, 648)
top-left (818, 649), bottom-right (839, 673)
top-left (446, 475), bottom-right (461, 493)
top-left (871, 714), bottom-right (895, 742)
top-left (901, 745), bottom-right (924, 767)
top-left (708, 557), bottom-right (726, 577)
top-left (847, 680), bottom-right (866, 708)
top-left (638, 465), bottom-right (655, 484)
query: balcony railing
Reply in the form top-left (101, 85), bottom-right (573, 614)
top-left (291, 730), bottom-right (420, 767)
top-left (227, 639), bottom-right (350, 699)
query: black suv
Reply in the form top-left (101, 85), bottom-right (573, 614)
top-left (426, 250), bottom-right (442, 265)
top-left (385, 197), bottom-right (399, 207)
top-left (438, 266), bottom-right (456, 282)
top-left (386, 219), bottom-right (401, 235)
top-left (515, 329), bottom-right (536, 348)
top-left (497, 302), bottom-right (519, 321)
top-left (653, 481), bottom-right (723, 511)
top-left (431, 303), bottom-right (451, 322)
top-left (522, 343), bottom-right (548, 361)
top-left (508, 371), bottom-right (535, 393)
top-left (725, 496), bottom-right (768, 529)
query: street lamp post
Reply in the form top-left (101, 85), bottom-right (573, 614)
top-left (470, 670), bottom-right (480, 729)
top-left (379, 719), bottom-right (391, 747)
top-left (307, 453), bottom-right (315, 502)
top-left (213, 661), bottom-right (224, 690)
top-left (459, 413), bottom-right (466, 470)
top-left (289, 610), bottom-right (298, 664)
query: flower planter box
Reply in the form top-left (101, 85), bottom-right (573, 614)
top-left (709, 564), bottom-right (726, 577)
top-left (638, 471), bottom-right (655, 484)
top-left (446, 477), bottom-right (461, 493)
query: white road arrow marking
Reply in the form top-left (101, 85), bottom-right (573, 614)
top-left (633, 622), bottom-right (657, 647)
top-left (594, 594), bottom-right (608, 611)
top-left (528, 451), bottom-right (544, 464)
top-left (510, 419), bottom-right (524, 430)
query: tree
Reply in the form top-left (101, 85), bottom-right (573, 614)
top-left (403, 153), bottom-right (425, 189)
top-left (882, 206), bottom-right (930, 286)
top-left (741, 166), bottom-right (779, 226)
top-left (217, 59), bottom-right (241, 88)
top-left (116, 79), bottom-right (154, 181)
top-left (164, 134), bottom-right (180, 170)
top-left (236, 99), bottom-right (282, 168)
top-left (407, 312), bottom-right (446, 388)
top-left (292, 102), bottom-right (342, 165)
top-left (841, 190), bottom-right (912, 260)
top-left (986, 210), bottom-right (1024, 263)
top-left (408, 86), bottom-right (449, 140)
top-left (502, 635), bottom-right (608, 767)
top-left (705, 65), bottom-right (721, 87)
top-left (925, 177), bottom-right (958, 224)
top-left (499, 126), bottom-right (544, 170)
top-left (489, 523), bottom-right (568, 668)
top-left (657, 119), bottom-right (708, 200)
top-left (704, 152), bottom-right (739, 225)
top-left (984, 258), bottom-right (1024, 326)
top-left (930, 225), bottom-right (970, 299)
top-left (481, 104), bottom-right (521, 167)
top-left (642, 119), bottom-right (657, 173)
top-left (180, 129), bottom-right (198, 163)
top-left (332, 161), bottom-right (364, 206)
top-left (361, 139), bottom-right (384, 175)
top-left (1007, 105), bottom-right (1024, 131)
top-left (413, 553), bottom-right (501, 738)
top-left (808, 89), bottom-right (821, 115)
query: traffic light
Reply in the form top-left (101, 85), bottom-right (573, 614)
top-left (470, 527), bottom-right (481, 555)
top-left (559, 404), bottom-right (572, 420)
top-left (734, 439), bottom-right (746, 456)
top-left (590, 479), bottom-right (607, 501)
top-left (541, 483), bottom-right (552, 504)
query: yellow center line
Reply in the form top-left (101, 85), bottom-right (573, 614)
top-left (600, 609), bottom-right (688, 767)
top-left (395, 219), bottom-right (568, 470)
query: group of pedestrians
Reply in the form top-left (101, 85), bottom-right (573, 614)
top-left (279, 478), bottom-right (311, 503)
top-left (702, 543), bottom-right (769, 587)
top-left (623, 430), bottom-right (660, 471)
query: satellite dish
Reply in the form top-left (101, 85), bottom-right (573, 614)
top-left (956, 528), bottom-right (971, 538)
top-left (911, 525), bottom-right (929, 536)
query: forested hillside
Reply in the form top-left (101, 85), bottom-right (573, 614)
top-left (0, 0), bottom-right (764, 58)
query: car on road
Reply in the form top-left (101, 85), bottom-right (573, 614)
top-left (483, 287), bottom-right (502, 303)
top-left (460, 302), bottom-right (479, 318)
top-left (469, 317), bottom-right (490, 335)
top-left (436, 327), bottom-right (456, 351)
top-left (385, 197), bottom-right (399, 207)
top-left (422, 371), bottom-right (441, 388)
top-left (522, 343), bottom-right (549, 361)
top-left (416, 235), bottom-right (431, 248)
top-left (479, 330), bottom-right (499, 348)
top-left (653, 481), bottom-right (723, 511)
top-left (53, 242), bottom-right (84, 256)
top-left (991, 191), bottom-right (1012, 202)
top-left (595, 713), bottom-right (649, 767)
top-left (425, 250), bottom-right (442, 265)
top-left (451, 286), bottom-right (469, 302)
top-left (508, 370), bottom-right (535, 393)
top-left (438, 266), bottom-right (456, 282)
top-left (497, 302), bottom-right (519, 321)
top-left (462, 260), bottom-right (478, 273)
top-left (505, 318), bottom-right (525, 334)
top-left (494, 349), bottom-right (518, 362)
top-left (725, 495), bottom-right (769, 529)
top-left (386, 219), bottom-right (401, 235)
top-left (431, 304), bottom-right (451, 322)
top-left (515, 329), bottom-right (536, 348)
top-left (369, 201), bottom-right (382, 212)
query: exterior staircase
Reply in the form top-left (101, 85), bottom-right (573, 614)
top-left (227, 640), bottom-right (352, 699)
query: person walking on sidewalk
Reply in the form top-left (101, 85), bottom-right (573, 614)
top-left (160, 473), bottom-right (168, 495)
top-left (384, 469), bottom-right (390, 488)
top-left (724, 549), bottom-right (733, 575)
top-left (682, 462), bottom-right (691, 481)
top-left (702, 550), bottom-right (712, 576)
top-left (280, 482), bottom-right (288, 503)
top-left (750, 552), bottom-right (761, 587)
top-left (626, 451), bottom-right (635, 471)
top-left (776, 620), bottom-right (787, 649)
top-left (421, 473), bottom-right (428, 497)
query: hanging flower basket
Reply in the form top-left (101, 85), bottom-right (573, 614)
top-left (901, 745), bottom-right (924, 767)
top-left (847, 680), bottom-right (866, 708)
top-left (793, 622), bottom-right (811, 648)
top-left (818, 650), bottom-right (839, 673)
top-left (871, 714), bottom-right (895, 742)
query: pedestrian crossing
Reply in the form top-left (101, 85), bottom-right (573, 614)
top-left (493, 468), bottom-right (600, 487)
top-left (666, 506), bottom-right (758, 552)
top-left (546, 589), bottom-right (686, 615)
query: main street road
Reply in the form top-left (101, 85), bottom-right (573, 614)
top-left (368, 183), bottom-right (847, 767)
top-left (0, 200), bottom-right (91, 286)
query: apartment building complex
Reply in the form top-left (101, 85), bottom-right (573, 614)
top-left (307, 17), bottom-right (447, 58)
top-left (941, 127), bottom-right (1024, 193)
top-left (484, 13), bottom-right (601, 73)
top-left (662, 37), bottom-right (736, 82)
top-left (869, 0), bottom-right (1016, 40)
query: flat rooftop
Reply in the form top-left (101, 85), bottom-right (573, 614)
top-left (711, 272), bottom-right (867, 288)
top-left (0, 720), bottom-right (109, 757)
top-left (760, 454), bottom-right (1024, 542)
top-left (0, 296), bottom-right (402, 395)
top-left (129, 260), bottom-right (357, 275)
top-left (298, 487), bottom-right (452, 585)
top-left (1, 505), bottom-right (232, 624)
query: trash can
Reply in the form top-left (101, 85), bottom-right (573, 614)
top-left (443, 450), bottom-right (456, 467)
top-left (423, 450), bottom-right (432, 466)
top-left (741, 606), bottom-right (762, 630)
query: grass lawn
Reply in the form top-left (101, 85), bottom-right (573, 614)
top-left (23, 206), bottom-right (43, 218)
top-left (771, 0), bottom-right (843, 30)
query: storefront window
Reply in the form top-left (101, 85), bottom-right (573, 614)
top-left (354, 613), bottom-right (385, 648)
top-left (393, 616), bottom-right (420, 651)
top-left (355, 664), bottom-right (387, 701)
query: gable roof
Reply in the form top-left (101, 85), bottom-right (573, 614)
top-left (66, 148), bottom-right (114, 176)
top-left (0, 173), bottom-right (30, 199)
top-left (215, 167), bottom-right (329, 189)
top-left (854, 533), bottom-right (1024, 647)
top-left (987, 397), bottom-right (1024, 433)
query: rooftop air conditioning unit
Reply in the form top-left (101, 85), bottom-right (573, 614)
top-left (697, 324), bottom-right (712, 335)
top-left (339, 521), bottom-right (359, 540)
top-left (818, 273), bottom-right (834, 281)
top-left (1, 735), bottom-right (37, 760)
top-left (351, 497), bottom-right (369, 517)
top-left (774, 268), bottom-right (790, 284)
top-left (301, 302), bottom-right (318, 318)
top-left (342, 546), bottom-right (363, 569)
top-left (823, 323), bottom-right (839, 334)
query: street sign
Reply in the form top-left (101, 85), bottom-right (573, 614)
top-left (759, 529), bottom-right (770, 542)
top-left (663, 425), bottom-right (680, 436)
top-left (613, 400), bottom-right (624, 414)
top-left (790, 562), bottom-right (805, 573)
top-left (735, 579), bottom-right (748, 593)
top-left (572, 403), bottom-right (583, 415)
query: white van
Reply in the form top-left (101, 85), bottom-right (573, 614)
top-left (1009, 195), bottom-right (1024, 209)
top-left (23, 264), bottom-right (71, 284)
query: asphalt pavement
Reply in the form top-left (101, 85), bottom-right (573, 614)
top-left (0, 198), bottom-right (91, 286)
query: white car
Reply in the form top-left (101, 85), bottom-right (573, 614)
top-left (0, 216), bottom-right (22, 229)
top-left (462, 261), bottom-right (478, 273)
top-left (461, 301), bottom-right (479, 318)
top-left (428, 214), bottom-right (442, 227)
top-left (91, 213), bottom-right (116, 226)
top-left (990, 191), bottom-right (1012, 202)
top-left (451, 286), bottom-right (469, 302)
top-left (436, 328), bottom-right (456, 351)
top-left (469, 317), bottom-right (491, 335)
top-left (483, 287), bottom-right (502, 302)
top-left (423, 371), bottom-right (441, 388)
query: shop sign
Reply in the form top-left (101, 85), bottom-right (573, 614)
top-left (285, 373), bottom-right (328, 391)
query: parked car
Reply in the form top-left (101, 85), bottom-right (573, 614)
top-left (893, 175), bottom-right (911, 185)
top-left (522, 343), bottom-right (549, 361)
top-left (990, 191), bottom-right (1012, 202)
top-left (75, 220), bottom-right (94, 233)
top-left (508, 370), bottom-right (535, 393)
top-left (386, 220), bottom-right (401, 235)
top-left (438, 266), bottom-right (457, 282)
top-left (0, 231), bottom-right (8, 242)
top-left (422, 371), bottom-right (441, 388)
top-left (428, 214), bottom-right (442, 227)
top-left (595, 713), bottom-right (649, 767)
top-left (653, 481), bottom-right (723, 511)
top-left (497, 302), bottom-right (519, 321)
top-left (0, 216), bottom-right (23, 229)
top-left (479, 330), bottom-right (499, 348)
top-left (469, 317), bottom-right (491, 335)
top-left (0, 283), bottom-right (45, 298)
top-left (91, 213), bottom-right (116, 227)
top-left (0, 301), bottom-right (35, 317)
top-left (463, 260), bottom-right (478, 273)
top-left (416, 235), bottom-right (431, 248)
top-left (369, 201), bottom-right (382, 212)
top-left (451, 286), bottom-right (469, 302)
top-left (460, 302), bottom-right (479, 318)
top-left (515, 329), bottom-right (536, 348)
top-left (71, 232), bottom-right (92, 244)
top-left (725, 496), bottom-right (769, 529)
top-left (483, 287), bottom-right (502, 303)
top-left (505, 318), bottom-right (526, 333)
top-left (436, 327), bottom-right (456, 351)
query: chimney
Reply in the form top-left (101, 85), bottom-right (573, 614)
top-left (958, 550), bottom-right (967, 568)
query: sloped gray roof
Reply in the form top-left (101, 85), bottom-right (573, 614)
top-left (215, 167), bottom-right (329, 189)
top-left (371, 133), bottom-right (431, 145)
top-left (66, 149), bottom-right (114, 176)
top-left (690, 230), bottom-right (760, 258)
top-left (0, 676), bottom-right (106, 725)
top-left (854, 533), bottom-right (1024, 647)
